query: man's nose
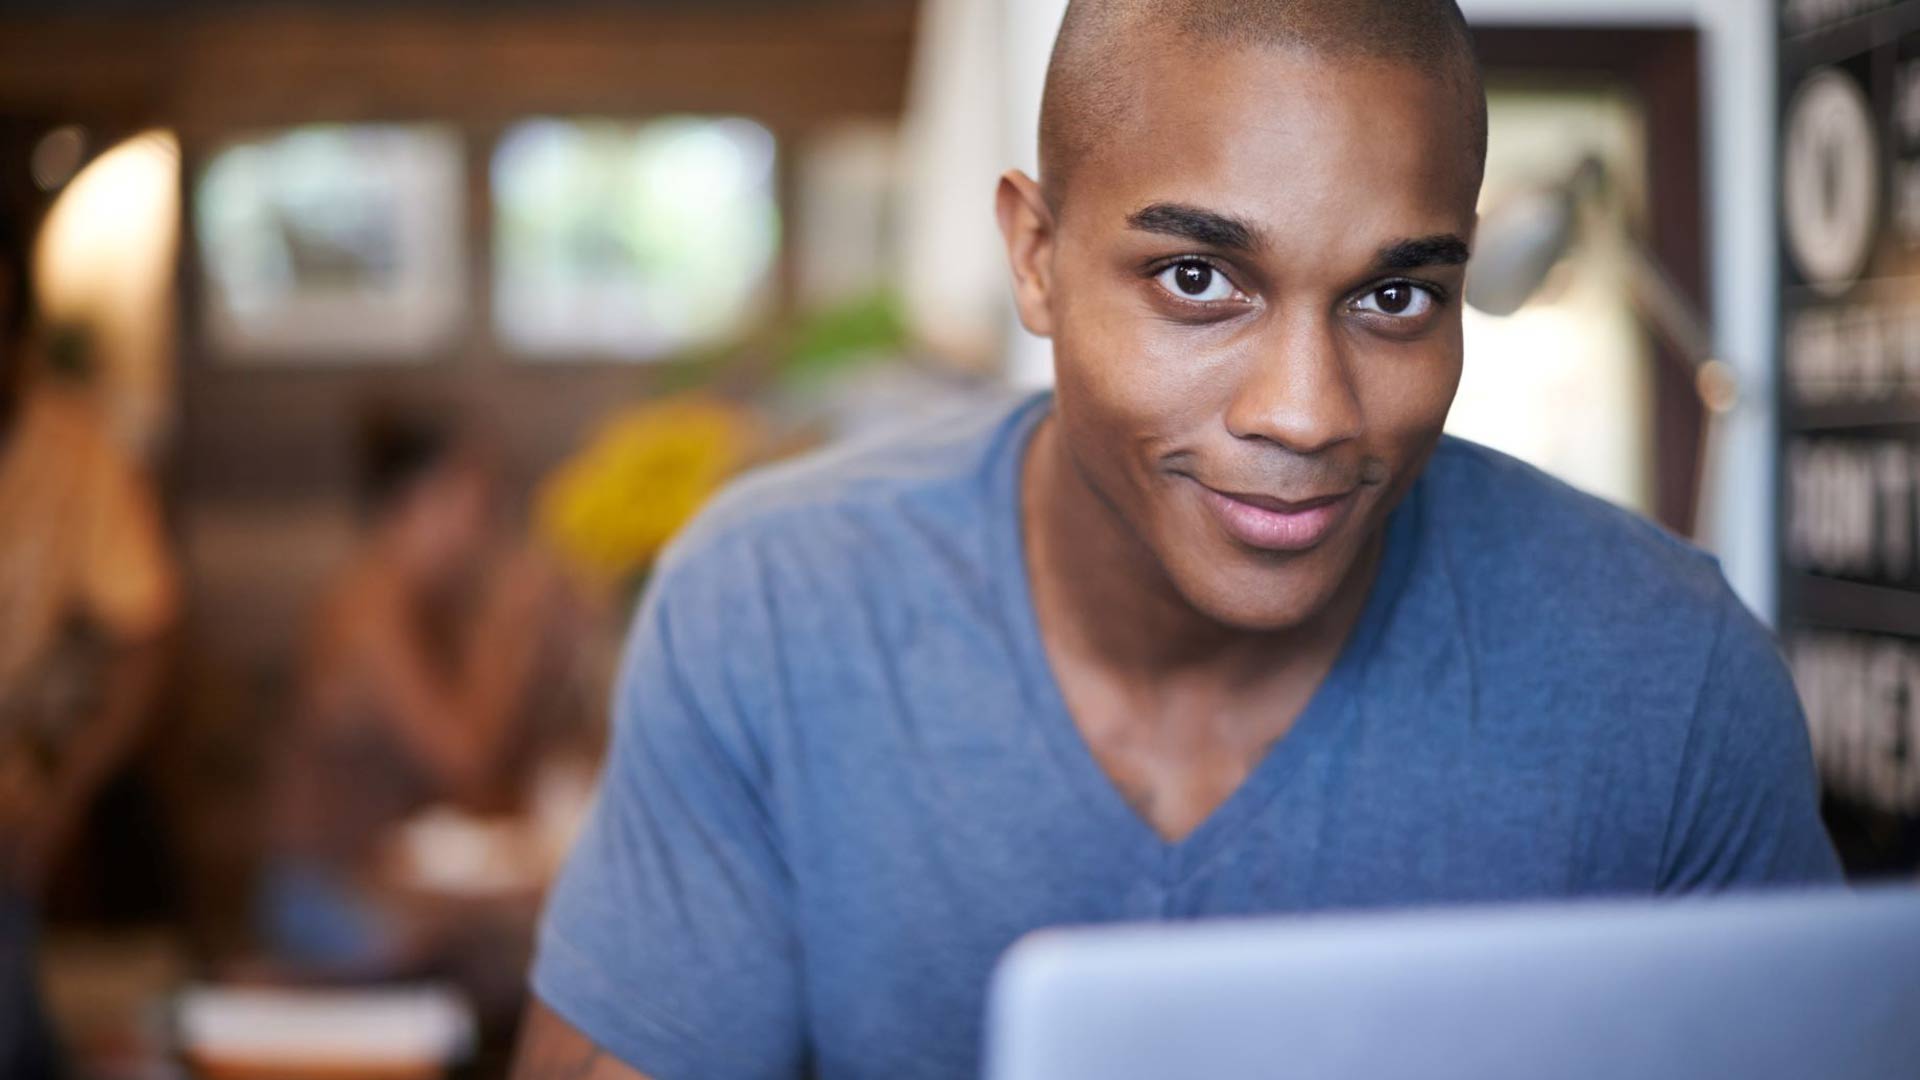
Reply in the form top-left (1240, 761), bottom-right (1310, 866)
top-left (1221, 313), bottom-right (1364, 456)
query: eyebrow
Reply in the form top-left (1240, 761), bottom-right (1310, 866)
top-left (1126, 203), bottom-right (1264, 253)
top-left (1375, 235), bottom-right (1472, 270)
top-left (1128, 205), bottom-right (1472, 273)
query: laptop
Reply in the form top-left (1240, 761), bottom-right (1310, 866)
top-left (982, 887), bottom-right (1920, 1080)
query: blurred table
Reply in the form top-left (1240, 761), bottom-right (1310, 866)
top-left (176, 983), bottom-right (474, 1080)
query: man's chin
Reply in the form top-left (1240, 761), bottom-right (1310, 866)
top-left (1165, 555), bottom-right (1351, 635)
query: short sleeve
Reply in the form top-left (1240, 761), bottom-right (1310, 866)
top-left (531, 539), bottom-right (804, 1080)
top-left (1657, 593), bottom-right (1844, 890)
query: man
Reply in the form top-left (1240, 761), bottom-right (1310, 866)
top-left (514, 2), bottom-right (1841, 1078)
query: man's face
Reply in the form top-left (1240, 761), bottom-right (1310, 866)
top-left (1009, 44), bottom-right (1483, 632)
top-left (396, 457), bottom-right (494, 582)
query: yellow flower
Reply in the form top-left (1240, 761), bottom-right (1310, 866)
top-left (537, 397), bottom-right (755, 586)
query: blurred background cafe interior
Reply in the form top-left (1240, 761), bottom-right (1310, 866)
top-left (0, 0), bottom-right (1914, 1076)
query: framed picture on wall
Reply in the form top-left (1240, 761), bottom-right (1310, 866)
top-left (194, 123), bottom-right (467, 362)
top-left (490, 115), bottom-right (779, 362)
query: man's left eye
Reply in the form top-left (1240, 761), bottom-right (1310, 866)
top-left (1154, 260), bottom-right (1239, 303)
top-left (1352, 283), bottom-right (1436, 318)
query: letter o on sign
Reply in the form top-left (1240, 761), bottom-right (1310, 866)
top-left (1784, 68), bottom-right (1882, 297)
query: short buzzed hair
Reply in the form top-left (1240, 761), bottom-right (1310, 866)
top-left (1038, 0), bottom-right (1487, 208)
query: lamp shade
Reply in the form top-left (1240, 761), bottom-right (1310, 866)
top-left (1465, 186), bottom-right (1577, 317)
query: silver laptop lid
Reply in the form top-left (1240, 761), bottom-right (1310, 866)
top-left (984, 887), bottom-right (1920, 1080)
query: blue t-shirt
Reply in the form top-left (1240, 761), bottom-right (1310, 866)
top-left (532, 392), bottom-right (1840, 1080)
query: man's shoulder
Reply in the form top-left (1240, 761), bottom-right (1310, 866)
top-left (1421, 435), bottom-right (1731, 620)
top-left (1414, 440), bottom-right (1835, 890)
top-left (652, 390), bottom-right (1039, 593)
top-left (1413, 435), bottom-right (1764, 708)
top-left (1412, 440), bottom-right (1809, 814)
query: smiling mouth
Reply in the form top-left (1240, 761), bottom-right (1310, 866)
top-left (1190, 479), bottom-right (1358, 552)
top-left (1208, 487), bottom-right (1350, 514)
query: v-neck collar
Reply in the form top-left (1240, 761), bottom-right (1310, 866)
top-left (990, 392), bottom-right (1422, 884)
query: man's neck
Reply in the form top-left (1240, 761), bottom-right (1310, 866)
top-left (1020, 410), bottom-right (1384, 707)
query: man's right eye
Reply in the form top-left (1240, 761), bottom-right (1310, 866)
top-left (1154, 260), bottom-right (1238, 303)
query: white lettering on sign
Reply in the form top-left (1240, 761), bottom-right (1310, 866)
top-left (1880, 440), bottom-right (1914, 578)
top-left (1785, 300), bottom-right (1920, 402)
top-left (1784, 68), bottom-right (1883, 296)
top-left (1790, 631), bottom-right (1920, 814)
top-left (1786, 437), bottom-right (1920, 580)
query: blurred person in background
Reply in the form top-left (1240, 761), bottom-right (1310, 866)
top-left (0, 198), bottom-right (178, 1077)
top-left (259, 407), bottom-right (570, 975)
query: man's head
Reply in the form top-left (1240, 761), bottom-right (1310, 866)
top-left (358, 406), bottom-right (495, 585)
top-left (999, 0), bottom-right (1486, 633)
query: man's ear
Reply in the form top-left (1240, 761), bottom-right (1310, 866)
top-left (996, 170), bottom-right (1057, 338)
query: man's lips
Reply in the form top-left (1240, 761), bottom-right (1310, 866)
top-left (1207, 487), bottom-right (1349, 514)
top-left (1191, 479), bottom-right (1358, 552)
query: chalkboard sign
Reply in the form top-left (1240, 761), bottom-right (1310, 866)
top-left (1780, 0), bottom-right (1920, 875)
